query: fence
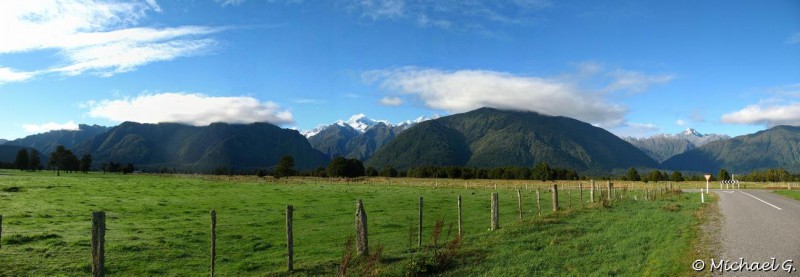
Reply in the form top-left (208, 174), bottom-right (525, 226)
top-left (0, 180), bottom-right (684, 275)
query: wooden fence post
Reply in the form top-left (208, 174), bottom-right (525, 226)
top-left (356, 199), bottom-right (369, 255)
top-left (418, 197), bottom-right (423, 247)
top-left (536, 189), bottom-right (541, 216)
top-left (590, 180), bottom-right (595, 203)
top-left (490, 192), bottom-right (499, 231)
top-left (210, 210), bottom-right (216, 277)
top-left (551, 184), bottom-right (559, 212)
top-left (579, 183), bottom-right (584, 207)
top-left (517, 190), bottom-right (522, 222)
top-left (286, 205), bottom-right (294, 272)
top-left (457, 195), bottom-right (463, 237)
top-left (91, 211), bottom-right (106, 277)
top-left (607, 181), bottom-right (612, 202)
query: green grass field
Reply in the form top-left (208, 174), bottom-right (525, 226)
top-left (773, 190), bottom-right (800, 201)
top-left (0, 170), bottom-right (711, 276)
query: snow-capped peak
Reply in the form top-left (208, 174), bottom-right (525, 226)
top-left (397, 114), bottom-right (441, 126)
top-left (302, 113), bottom-right (438, 138)
top-left (681, 128), bottom-right (702, 137)
top-left (332, 114), bottom-right (391, 133)
top-left (300, 124), bottom-right (328, 138)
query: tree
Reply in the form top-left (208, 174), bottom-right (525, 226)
top-left (29, 150), bottom-right (41, 171)
top-left (646, 170), bottom-right (664, 182)
top-left (274, 155), bottom-right (296, 178)
top-left (326, 157), bottom-right (364, 178)
top-left (380, 166), bottom-right (398, 178)
top-left (327, 157), bottom-right (348, 177)
top-left (345, 159), bottom-right (365, 177)
top-left (63, 150), bottom-right (79, 173)
top-left (627, 167), bottom-right (641, 181)
top-left (122, 163), bottom-right (135, 174)
top-left (110, 162), bottom-right (121, 173)
top-left (718, 168), bottom-right (730, 181)
top-left (15, 149), bottom-right (29, 171)
top-left (670, 171), bottom-right (684, 182)
top-left (80, 154), bottom-right (93, 173)
top-left (312, 167), bottom-right (327, 177)
top-left (365, 167), bottom-right (378, 177)
top-left (532, 162), bottom-right (553, 181)
top-left (446, 166), bottom-right (462, 179)
top-left (49, 145), bottom-right (69, 176)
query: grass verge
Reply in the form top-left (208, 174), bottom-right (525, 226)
top-left (773, 190), bottom-right (800, 201)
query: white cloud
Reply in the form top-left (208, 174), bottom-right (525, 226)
top-left (675, 119), bottom-right (687, 126)
top-left (54, 37), bottom-right (219, 76)
top-left (0, 67), bottom-right (37, 84)
top-left (358, 0), bottom-right (405, 19)
top-left (22, 120), bottom-right (80, 134)
top-left (85, 92), bottom-right (294, 126)
top-left (145, 0), bottom-right (162, 12)
top-left (604, 69), bottom-right (675, 93)
top-left (294, 98), bottom-right (325, 104)
top-left (722, 102), bottom-right (800, 127)
top-left (345, 0), bottom-right (549, 31)
top-left (379, 96), bottom-right (403, 106)
top-left (610, 122), bottom-right (661, 138)
top-left (0, 0), bottom-right (222, 83)
top-left (766, 83), bottom-right (800, 97)
top-left (216, 0), bottom-right (246, 7)
top-left (365, 67), bottom-right (628, 127)
top-left (787, 32), bottom-right (800, 44)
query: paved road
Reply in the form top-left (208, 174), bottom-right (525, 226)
top-left (713, 189), bottom-right (800, 276)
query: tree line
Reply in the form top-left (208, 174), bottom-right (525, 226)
top-left (12, 148), bottom-right (800, 182)
top-left (14, 148), bottom-right (43, 171)
top-left (8, 145), bottom-right (137, 175)
top-left (259, 157), bottom-right (580, 181)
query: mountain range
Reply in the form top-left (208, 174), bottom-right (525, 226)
top-left (662, 125), bottom-right (800, 173)
top-left (4, 124), bottom-right (110, 155)
top-left (624, 129), bottom-right (730, 162)
top-left (305, 114), bottom-right (435, 160)
top-left (72, 122), bottom-right (329, 171)
top-left (2, 107), bottom-right (800, 175)
top-left (365, 107), bottom-right (659, 172)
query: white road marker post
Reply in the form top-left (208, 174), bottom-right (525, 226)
top-left (704, 174), bottom-right (711, 195)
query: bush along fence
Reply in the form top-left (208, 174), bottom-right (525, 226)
top-left (0, 180), bottom-right (690, 275)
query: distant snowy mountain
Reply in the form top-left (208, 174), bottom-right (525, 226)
top-left (334, 114), bottom-right (391, 133)
top-left (303, 113), bottom-right (438, 160)
top-left (624, 128), bottom-right (730, 162)
top-left (302, 114), bottom-right (438, 138)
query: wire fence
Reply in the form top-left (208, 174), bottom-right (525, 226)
top-left (0, 181), bottom-right (684, 275)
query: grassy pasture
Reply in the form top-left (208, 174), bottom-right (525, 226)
top-left (773, 190), bottom-right (800, 201)
top-left (0, 170), bottom-right (711, 276)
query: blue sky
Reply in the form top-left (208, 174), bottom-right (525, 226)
top-left (0, 0), bottom-right (798, 140)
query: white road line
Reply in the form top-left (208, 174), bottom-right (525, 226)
top-left (740, 191), bottom-right (782, 210)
